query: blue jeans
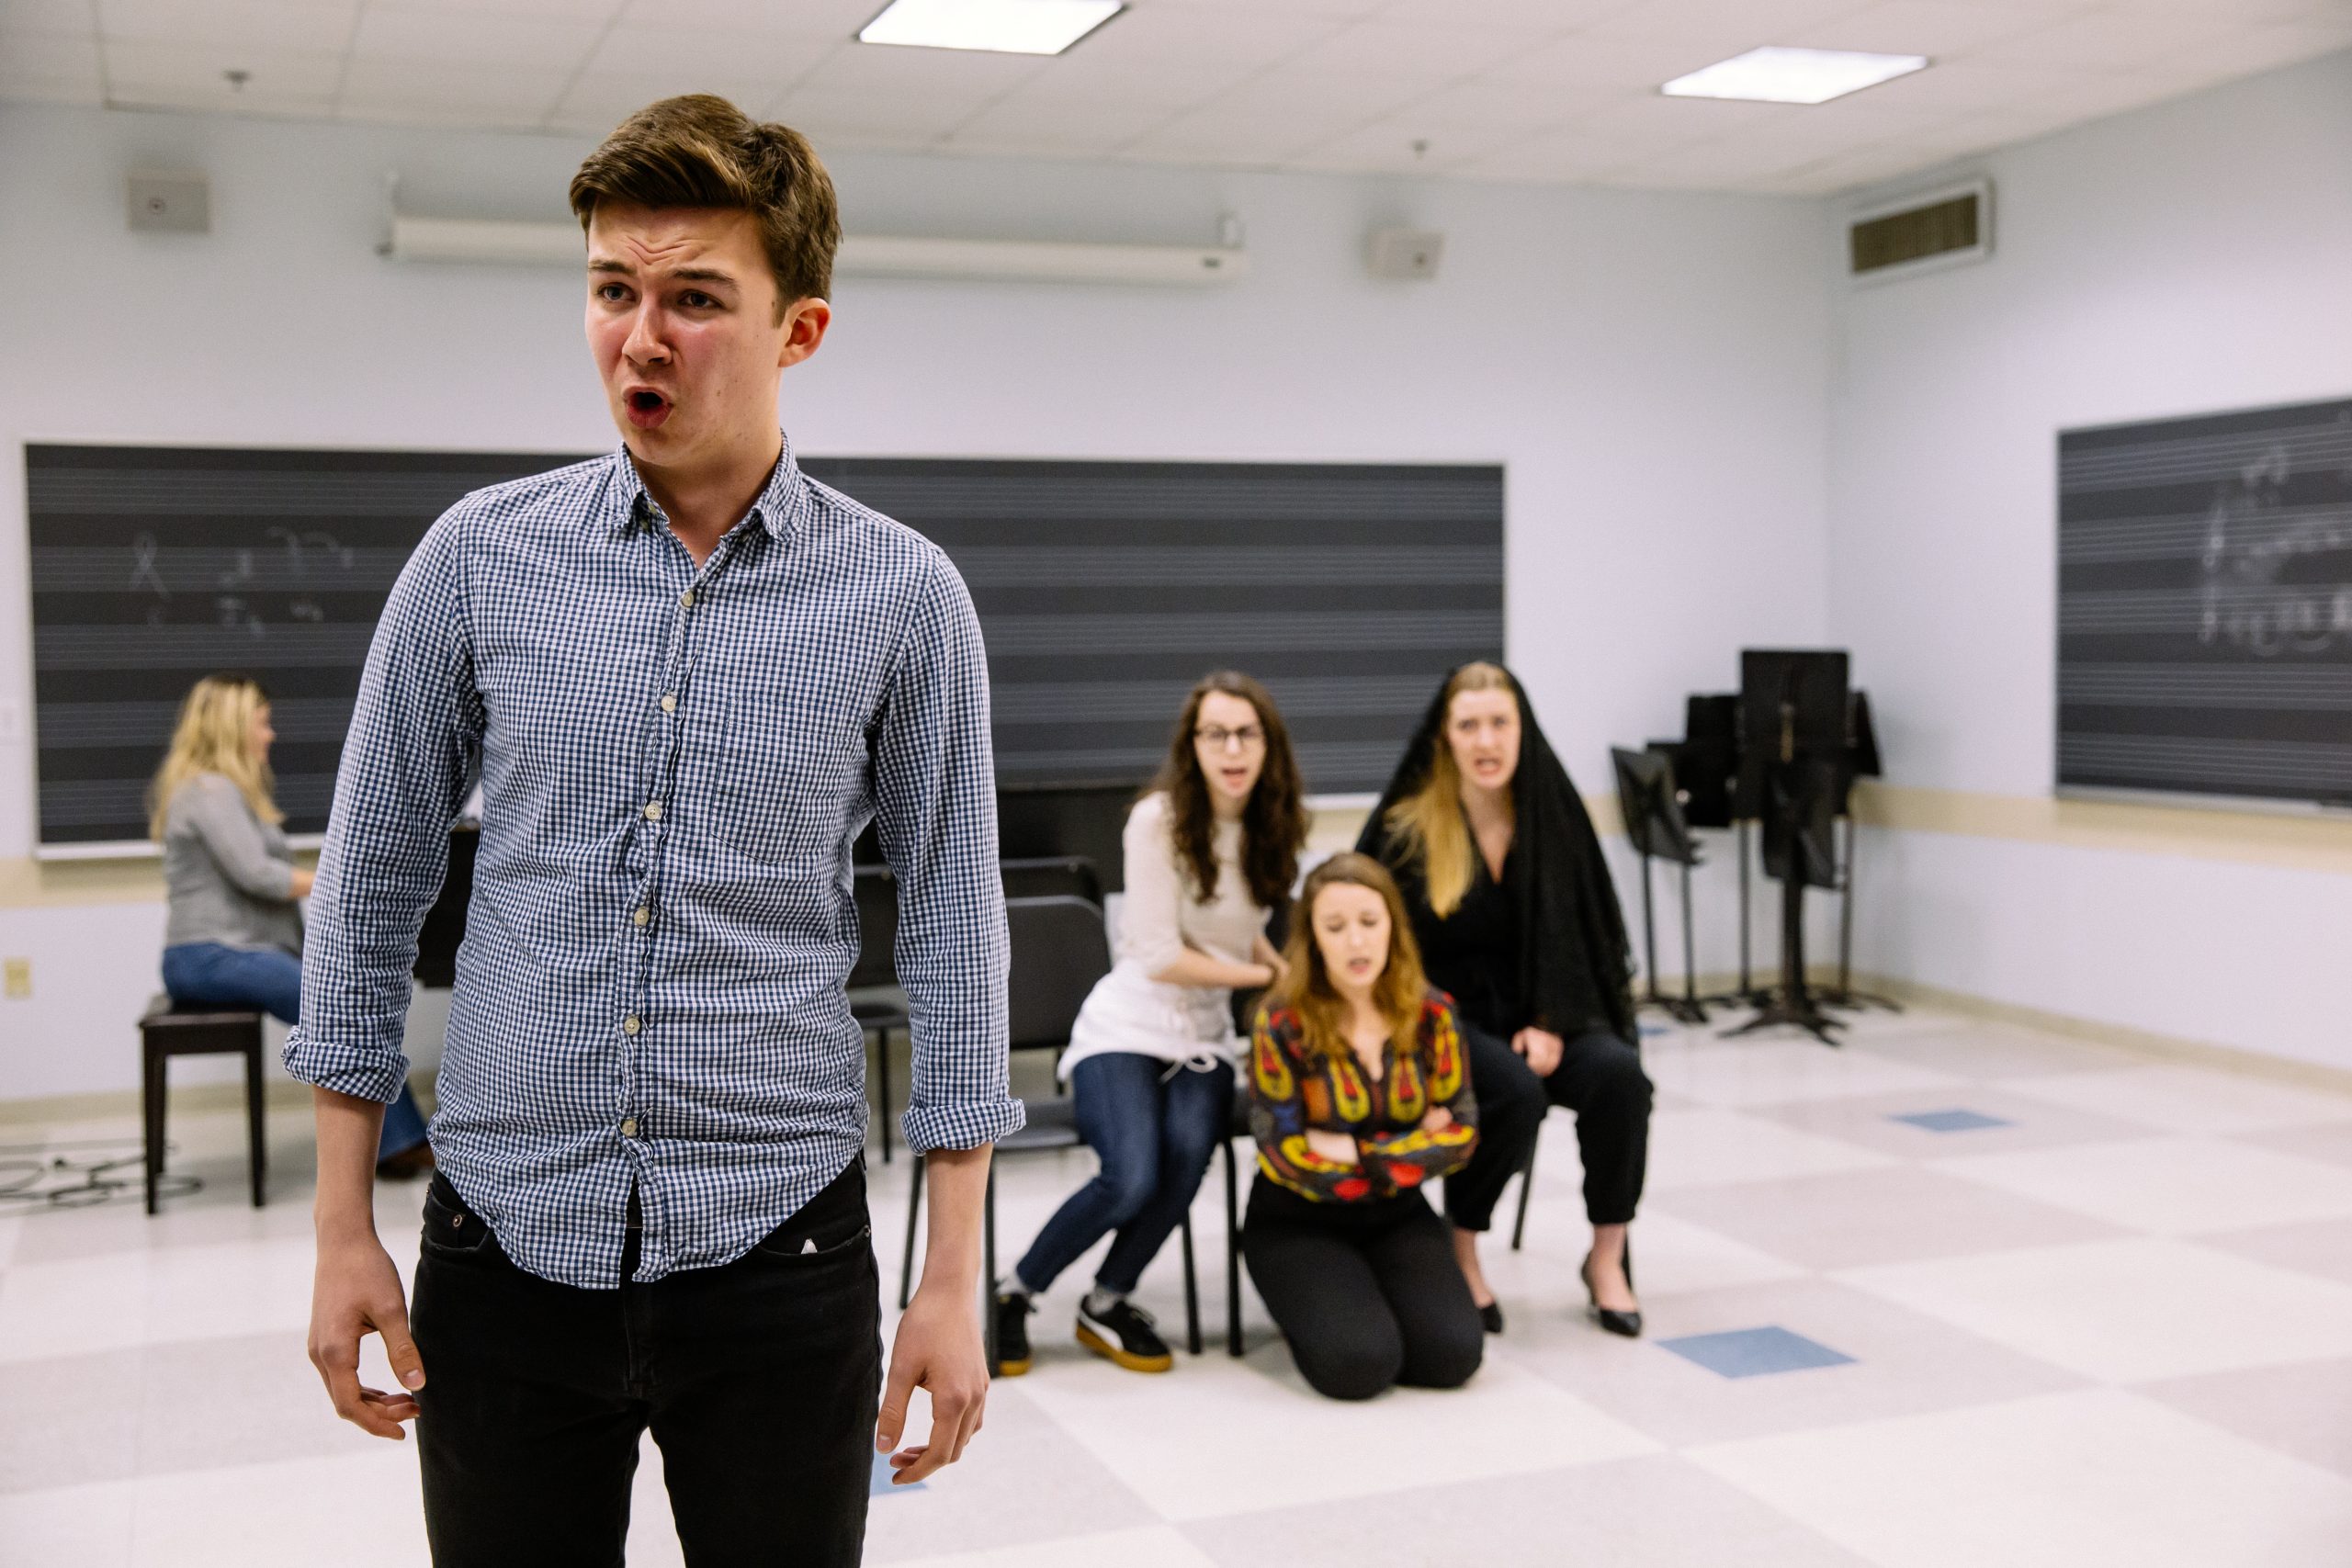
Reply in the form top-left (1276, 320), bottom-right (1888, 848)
top-left (161, 942), bottom-right (428, 1161)
top-left (1015, 1052), bottom-right (1234, 1297)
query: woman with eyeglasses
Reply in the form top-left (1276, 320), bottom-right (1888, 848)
top-left (995, 671), bottom-right (1308, 1377)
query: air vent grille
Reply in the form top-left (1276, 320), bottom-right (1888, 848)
top-left (1847, 179), bottom-right (1992, 283)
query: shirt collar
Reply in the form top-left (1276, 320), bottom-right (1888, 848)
top-left (607, 431), bottom-right (810, 549)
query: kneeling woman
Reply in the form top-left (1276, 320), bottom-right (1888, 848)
top-left (1242, 853), bottom-right (1484, 1402)
top-left (997, 672), bottom-right (1307, 1376)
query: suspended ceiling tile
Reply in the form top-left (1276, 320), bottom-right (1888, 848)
top-left (348, 5), bottom-right (605, 69)
top-left (1785, 1), bottom-right (2081, 60)
top-left (104, 38), bottom-right (343, 96)
top-left (1967, 6), bottom-right (2248, 72)
top-left (97, 0), bottom-right (357, 53)
top-left (548, 70), bottom-right (791, 134)
top-left (1277, 17), bottom-right (1554, 85)
top-left (574, 23), bottom-right (832, 85)
top-left (0, 27), bottom-right (101, 104)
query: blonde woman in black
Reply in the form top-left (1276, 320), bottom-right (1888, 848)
top-left (1359, 661), bottom-right (1650, 1337)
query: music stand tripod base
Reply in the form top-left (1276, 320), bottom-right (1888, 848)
top-left (1721, 997), bottom-right (1844, 1047)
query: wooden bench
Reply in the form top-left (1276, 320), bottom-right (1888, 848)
top-left (139, 996), bottom-right (266, 1214)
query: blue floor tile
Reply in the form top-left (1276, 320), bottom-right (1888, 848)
top-left (872, 1451), bottom-right (924, 1496)
top-left (1660, 1325), bottom-right (1856, 1379)
top-left (1891, 1108), bottom-right (2013, 1133)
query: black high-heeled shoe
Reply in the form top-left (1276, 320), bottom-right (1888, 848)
top-left (1478, 1300), bottom-right (1506, 1336)
top-left (1581, 1241), bottom-right (1642, 1338)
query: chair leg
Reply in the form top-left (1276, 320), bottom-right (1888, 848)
top-left (244, 1041), bottom-right (266, 1208)
top-left (898, 1155), bottom-right (923, 1312)
top-left (142, 1040), bottom-right (164, 1216)
top-left (1223, 1138), bottom-right (1243, 1357)
top-left (984, 1164), bottom-right (1000, 1377)
top-left (1180, 1213), bottom-right (1202, 1356)
top-left (1510, 1140), bottom-right (1537, 1253)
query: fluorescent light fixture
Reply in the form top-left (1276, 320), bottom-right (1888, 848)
top-left (1662, 46), bottom-right (1928, 105)
top-left (858, 0), bottom-right (1123, 56)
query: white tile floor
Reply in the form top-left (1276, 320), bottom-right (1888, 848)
top-left (3, 1005), bottom-right (2350, 1565)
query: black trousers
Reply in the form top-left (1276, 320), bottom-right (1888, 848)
top-left (1444, 1021), bottom-right (1652, 1231)
top-left (411, 1161), bottom-right (882, 1568)
top-left (1240, 1176), bottom-right (1483, 1402)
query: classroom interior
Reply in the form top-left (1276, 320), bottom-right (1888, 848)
top-left (4, 1), bottom-right (2352, 1564)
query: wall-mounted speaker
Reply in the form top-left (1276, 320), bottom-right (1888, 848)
top-left (127, 172), bottom-right (209, 234)
top-left (1366, 227), bottom-right (1443, 281)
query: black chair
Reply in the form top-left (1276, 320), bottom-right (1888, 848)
top-left (849, 865), bottom-right (907, 1163)
top-left (1004, 895), bottom-right (1112, 1067)
top-left (139, 995), bottom-right (266, 1214)
top-left (899, 1096), bottom-right (1207, 1376)
top-left (1001, 856), bottom-right (1103, 908)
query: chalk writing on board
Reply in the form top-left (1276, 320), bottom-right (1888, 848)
top-left (2199, 438), bottom-right (2352, 658)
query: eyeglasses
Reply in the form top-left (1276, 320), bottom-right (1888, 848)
top-left (1195, 725), bottom-right (1265, 750)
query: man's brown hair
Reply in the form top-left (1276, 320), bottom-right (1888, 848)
top-left (569, 94), bottom-right (841, 316)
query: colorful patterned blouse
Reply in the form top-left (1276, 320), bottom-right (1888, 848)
top-left (1248, 992), bottom-right (1479, 1203)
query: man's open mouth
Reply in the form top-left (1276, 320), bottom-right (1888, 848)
top-left (625, 389), bottom-right (673, 428)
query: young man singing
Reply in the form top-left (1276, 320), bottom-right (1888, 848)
top-left (287, 96), bottom-right (1018, 1566)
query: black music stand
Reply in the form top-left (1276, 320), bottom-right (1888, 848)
top-left (1669, 693), bottom-right (1766, 1010)
top-left (1724, 650), bottom-right (1849, 1045)
top-left (1613, 748), bottom-right (1707, 1025)
top-left (1821, 690), bottom-right (1903, 1014)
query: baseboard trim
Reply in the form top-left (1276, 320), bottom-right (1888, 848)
top-left (0, 1077), bottom-right (316, 1127)
top-left (1656, 966), bottom-right (2352, 1098)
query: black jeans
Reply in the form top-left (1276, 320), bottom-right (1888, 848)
top-left (411, 1160), bottom-right (882, 1568)
top-left (1240, 1176), bottom-right (1483, 1402)
top-left (1444, 1021), bottom-right (1652, 1231)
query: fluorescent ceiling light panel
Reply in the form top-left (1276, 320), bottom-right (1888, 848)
top-left (858, 0), bottom-right (1123, 56)
top-left (1662, 46), bottom-right (1928, 105)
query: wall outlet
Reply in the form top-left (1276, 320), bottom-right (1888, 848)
top-left (2, 958), bottom-right (28, 1000)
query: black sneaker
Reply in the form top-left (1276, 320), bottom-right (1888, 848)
top-left (1075, 1296), bottom-right (1173, 1373)
top-left (993, 1292), bottom-right (1034, 1377)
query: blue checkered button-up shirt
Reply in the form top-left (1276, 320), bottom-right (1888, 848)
top-left (284, 436), bottom-right (1020, 1288)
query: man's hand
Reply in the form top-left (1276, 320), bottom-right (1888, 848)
top-left (1512, 1025), bottom-right (1566, 1077)
top-left (876, 1280), bottom-right (988, 1485)
top-left (307, 1231), bottom-right (424, 1439)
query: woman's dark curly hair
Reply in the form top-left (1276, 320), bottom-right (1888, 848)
top-left (1151, 671), bottom-right (1308, 913)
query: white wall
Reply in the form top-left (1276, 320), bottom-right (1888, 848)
top-left (0, 101), bottom-right (1833, 1100)
top-left (1830, 49), bottom-right (2352, 1071)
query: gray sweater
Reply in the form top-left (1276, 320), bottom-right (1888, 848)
top-left (161, 773), bottom-right (303, 956)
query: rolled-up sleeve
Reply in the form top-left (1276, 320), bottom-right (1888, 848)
top-left (281, 512), bottom-right (482, 1105)
top-left (873, 548), bottom-right (1023, 1155)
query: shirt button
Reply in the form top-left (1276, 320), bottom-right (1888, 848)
top-left (643, 801), bottom-right (662, 821)
top-left (620, 1117), bottom-right (639, 1137)
top-left (622, 1014), bottom-right (641, 1035)
top-left (679, 589), bottom-right (695, 609)
top-left (660, 694), bottom-right (677, 713)
top-left (632, 906), bottom-right (650, 927)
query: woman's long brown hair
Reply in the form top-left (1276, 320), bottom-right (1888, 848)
top-left (1152, 670), bottom-right (1308, 911)
top-left (1270, 852), bottom-right (1430, 1067)
top-left (1382, 660), bottom-right (1515, 918)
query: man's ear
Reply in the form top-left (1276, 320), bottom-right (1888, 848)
top-left (778, 297), bottom-right (831, 369)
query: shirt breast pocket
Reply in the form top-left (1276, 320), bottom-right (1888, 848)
top-left (712, 674), bottom-right (870, 870)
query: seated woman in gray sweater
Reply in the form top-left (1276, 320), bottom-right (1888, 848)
top-left (151, 675), bottom-right (430, 1177)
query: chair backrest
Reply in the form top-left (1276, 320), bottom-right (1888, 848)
top-left (849, 865), bottom-right (899, 990)
top-left (1001, 856), bottom-right (1103, 908)
top-left (1006, 895), bottom-right (1112, 1051)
